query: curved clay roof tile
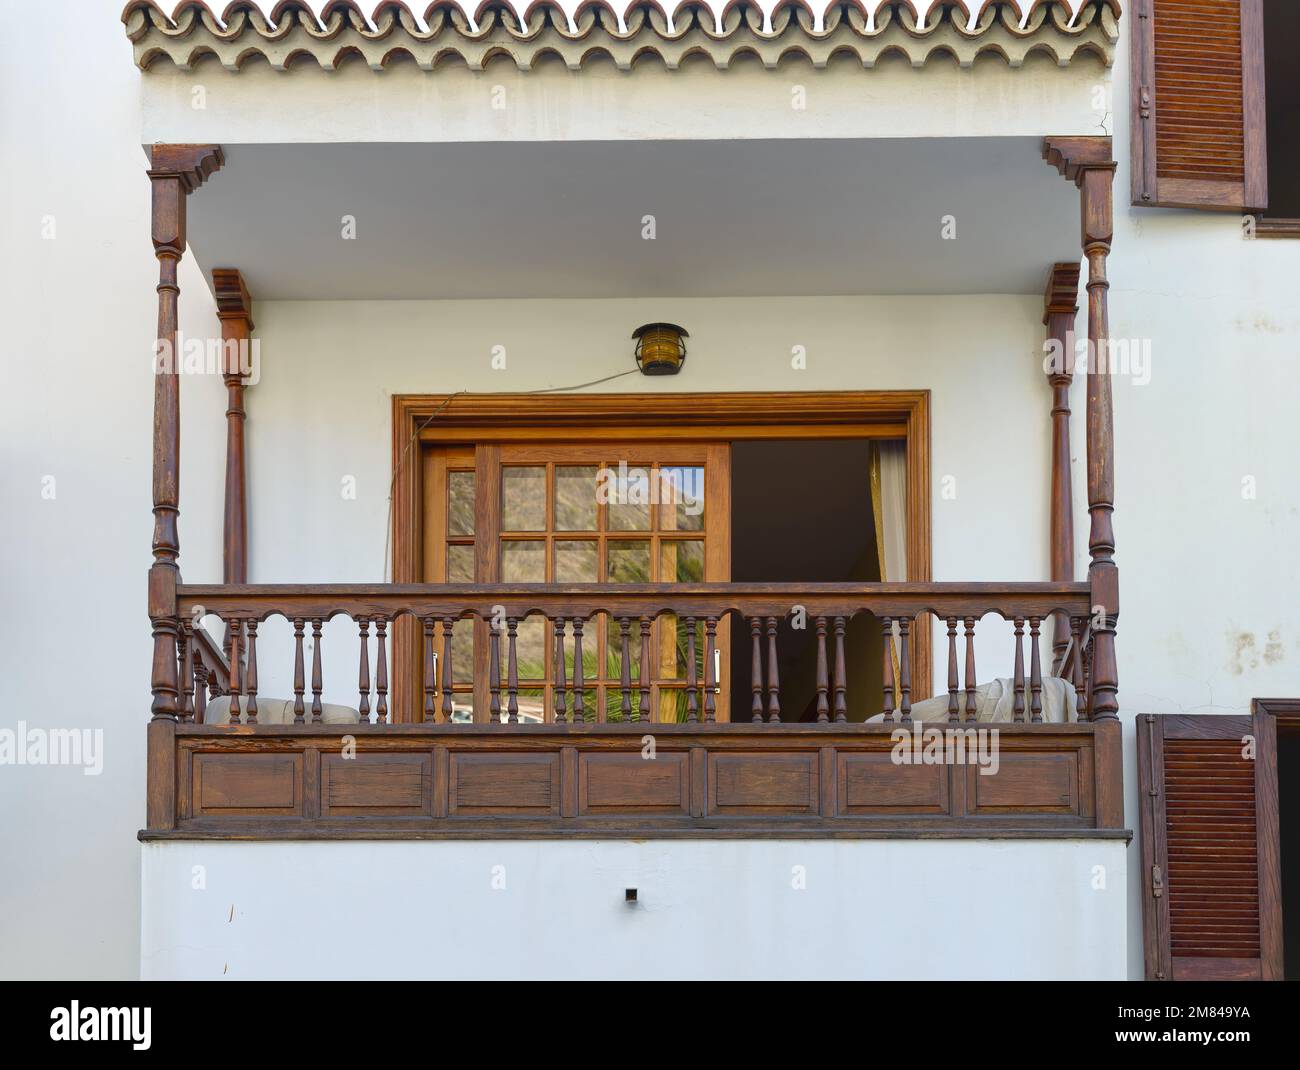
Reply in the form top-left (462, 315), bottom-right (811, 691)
top-left (123, 0), bottom-right (1119, 71)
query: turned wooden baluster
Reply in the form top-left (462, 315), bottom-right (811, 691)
top-left (228, 618), bottom-right (243, 725)
top-left (618, 617), bottom-right (633, 722)
top-left (814, 616), bottom-right (830, 723)
top-left (193, 659), bottom-right (209, 724)
top-left (880, 616), bottom-right (895, 723)
top-left (1083, 640), bottom-right (1094, 718)
top-left (310, 618), bottom-right (323, 724)
top-left (572, 618), bottom-right (586, 723)
top-left (703, 617), bottom-right (718, 724)
top-left (489, 620), bottom-right (502, 725)
top-left (244, 619), bottom-right (259, 724)
top-left (1070, 616), bottom-right (1089, 722)
top-left (765, 616), bottom-right (781, 723)
top-left (375, 618), bottom-right (389, 725)
top-left (946, 617), bottom-right (960, 723)
top-left (292, 618), bottom-right (305, 724)
top-left (749, 617), bottom-right (764, 723)
top-left (178, 620), bottom-right (194, 723)
top-left (1012, 617), bottom-right (1026, 723)
top-left (553, 617), bottom-right (567, 724)
top-left (833, 616), bottom-right (848, 723)
top-left (638, 615), bottom-right (651, 723)
top-left (684, 617), bottom-right (698, 724)
top-left (441, 617), bottom-right (454, 724)
top-left (1029, 617), bottom-right (1043, 723)
top-left (963, 617), bottom-right (977, 723)
top-left (506, 617), bottom-right (519, 724)
top-left (421, 618), bottom-right (436, 723)
top-left (357, 617), bottom-right (371, 724)
top-left (897, 617), bottom-right (911, 723)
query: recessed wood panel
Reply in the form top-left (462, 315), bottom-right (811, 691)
top-left (966, 752), bottom-right (1080, 815)
top-left (450, 753), bottom-right (559, 815)
top-left (321, 753), bottom-right (432, 817)
top-left (579, 752), bottom-right (689, 815)
top-left (837, 752), bottom-right (950, 815)
top-left (709, 752), bottom-right (818, 815)
top-left (193, 753), bottom-right (302, 816)
top-left (158, 721), bottom-right (1118, 839)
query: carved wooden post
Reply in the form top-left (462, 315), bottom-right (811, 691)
top-left (1044, 137), bottom-right (1120, 737)
top-left (146, 144), bottom-right (223, 725)
top-left (143, 146), bottom-right (221, 831)
top-left (212, 268), bottom-right (253, 588)
top-left (1043, 261), bottom-right (1080, 673)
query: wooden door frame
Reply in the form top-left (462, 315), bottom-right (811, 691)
top-left (390, 390), bottom-right (932, 723)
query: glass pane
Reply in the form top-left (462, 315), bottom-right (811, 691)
top-left (659, 466), bottom-right (704, 532)
top-left (660, 539), bottom-right (705, 583)
top-left (502, 466), bottom-right (546, 531)
top-left (513, 615), bottom-right (547, 681)
top-left (657, 614), bottom-right (704, 682)
top-left (514, 687), bottom-right (546, 725)
top-left (657, 687), bottom-right (691, 724)
top-left (446, 543), bottom-right (475, 583)
top-left (448, 693), bottom-right (476, 724)
top-left (562, 627), bottom-right (601, 684)
top-left (447, 470), bottom-right (475, 536)
top-left (554, 540), bottom-right (598, 583)
top-left (604, 688), bottom-right (644, 724)
top-left (448, 617), bottom-right (474, 685)
top-left (607, 540), bottom-right (650, 584)
top-left (606, 615), bottom-right (643, 681)
top-left (555, 466), bottom-right (598, 531)
top-left (605, 463), bottom-right (651, 531)
top-left (502, 540), bottom-right (545, 582)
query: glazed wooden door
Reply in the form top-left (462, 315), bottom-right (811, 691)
top-left (423, 441), bottom-right (731, 722)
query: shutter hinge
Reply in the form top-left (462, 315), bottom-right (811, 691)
top-left (1139, 86), bottom-right (1152, 120)
top-left (1151, 864), bottom-right (1164, 899)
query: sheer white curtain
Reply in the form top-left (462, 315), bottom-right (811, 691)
top-left (870, 441), bottom-right (908, 704)
top-left (870, 441), bottom-right (908, 584)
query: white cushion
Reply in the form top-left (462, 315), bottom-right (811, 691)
top-left (203, 695), bottom-right (361, 725)
top-left (866, 676), bottom-right (1079, 724)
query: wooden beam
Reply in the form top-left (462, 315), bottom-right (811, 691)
top-left (147, 144), bottom-right (223, 721)
top-left (1044, 136), bottom-right (1118, 723)
top-left (1043, 261), bottom-right (1080, 673)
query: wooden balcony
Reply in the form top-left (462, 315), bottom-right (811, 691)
top-left (140, 137), bottom-right (1125, 843)
top-left (142, 581), bottom-right (1124, 841)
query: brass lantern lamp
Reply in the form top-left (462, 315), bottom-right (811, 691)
top-left (632, 323), bottom-right (688, 376)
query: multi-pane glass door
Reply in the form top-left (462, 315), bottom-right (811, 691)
top-left (423, 442), bottom-right (730, 723)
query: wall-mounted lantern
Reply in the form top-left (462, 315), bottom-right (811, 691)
top-left (632, 323), bottom-right (688, 376)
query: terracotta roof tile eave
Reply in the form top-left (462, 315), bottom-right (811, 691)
top-left (122, 0), bottom-right (1120, 73)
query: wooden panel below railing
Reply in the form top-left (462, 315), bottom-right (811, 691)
top-left (145, 722), bottom-right (1127, 840)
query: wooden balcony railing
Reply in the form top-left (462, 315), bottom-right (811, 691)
top-left (142, 580), bottom-right (1125, 840)
top-left (173, 582), bottom-right (1096, 726)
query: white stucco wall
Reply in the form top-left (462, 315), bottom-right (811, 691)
top-left (3, 2), bottom-right (1299, 982)
top-left (237, 292), bottom-right (1055, 705)
top-left (141, 839), bottom-right (1127, 979)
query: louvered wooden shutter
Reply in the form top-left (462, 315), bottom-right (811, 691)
top-left (1131, 0), bottom-right (1269, 210)
top-left (1137, 713), bottom-right (1283, 980)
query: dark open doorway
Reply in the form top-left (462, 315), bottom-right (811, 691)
top-left (729, 439), bottom-right (886, 722)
